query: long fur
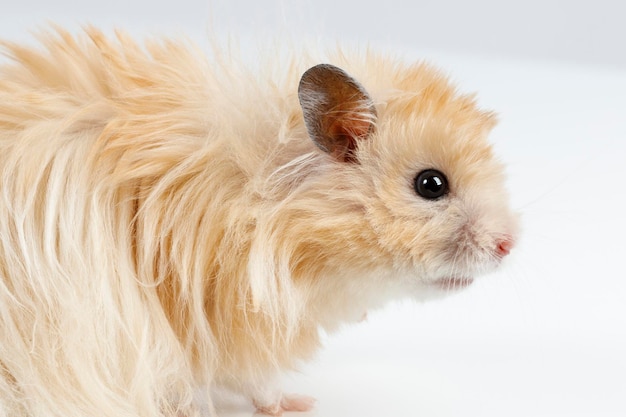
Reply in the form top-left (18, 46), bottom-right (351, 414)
top-left (0, 28), bottom-right (516, 416)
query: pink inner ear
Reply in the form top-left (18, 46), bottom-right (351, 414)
top-left (326, 109), bottom-right (374, 162)
top-left (331, 111), bottom-right (373, 140)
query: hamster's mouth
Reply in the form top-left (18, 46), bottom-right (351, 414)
top-left (433, 277), bottom-right (474, 290)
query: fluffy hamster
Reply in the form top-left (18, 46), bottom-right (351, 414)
top-left (0, 28), bottom-right (517, 417)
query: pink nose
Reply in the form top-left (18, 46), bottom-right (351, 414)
top-left (496, 237), bottom-right (514, 257)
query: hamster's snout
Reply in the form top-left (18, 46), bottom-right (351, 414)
top-left (495, 236), bottom-right (515, 258)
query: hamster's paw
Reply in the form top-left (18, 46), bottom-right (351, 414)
top-left (280, 394), bottom-right (316, 412)
top-left (253, 394), bottom-right (316, 416)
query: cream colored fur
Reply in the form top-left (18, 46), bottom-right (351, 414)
top-left (0, 28), bottom-right (517, 416)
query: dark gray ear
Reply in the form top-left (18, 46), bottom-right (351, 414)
top-left (298, 64), bottom-right (377, 163)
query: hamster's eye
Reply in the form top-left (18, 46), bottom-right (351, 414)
top-left (414, 169), bottom-right (449, 200)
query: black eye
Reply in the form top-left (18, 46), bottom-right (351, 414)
top-left (414, 169), bottom-right (449, 200)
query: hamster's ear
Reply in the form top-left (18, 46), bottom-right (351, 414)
top-left (298, 64), bottom-right (377, 163)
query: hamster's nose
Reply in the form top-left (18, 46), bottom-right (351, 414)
top-left (495, 237), bottom-right (514, 258)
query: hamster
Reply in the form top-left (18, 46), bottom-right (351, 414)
top-left (0, 28), bottom-right (518, 417)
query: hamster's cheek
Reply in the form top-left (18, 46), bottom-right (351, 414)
top-left (364, 202), bottom-right (429, 264)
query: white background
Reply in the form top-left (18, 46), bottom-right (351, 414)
top-left (3, 1), bottom-right (626, 416)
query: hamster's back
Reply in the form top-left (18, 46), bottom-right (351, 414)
top-left (0, 27), bottom-right (281, 417)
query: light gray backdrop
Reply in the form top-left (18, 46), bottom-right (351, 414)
top-left (2, 2), bottom-right (625, 417)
